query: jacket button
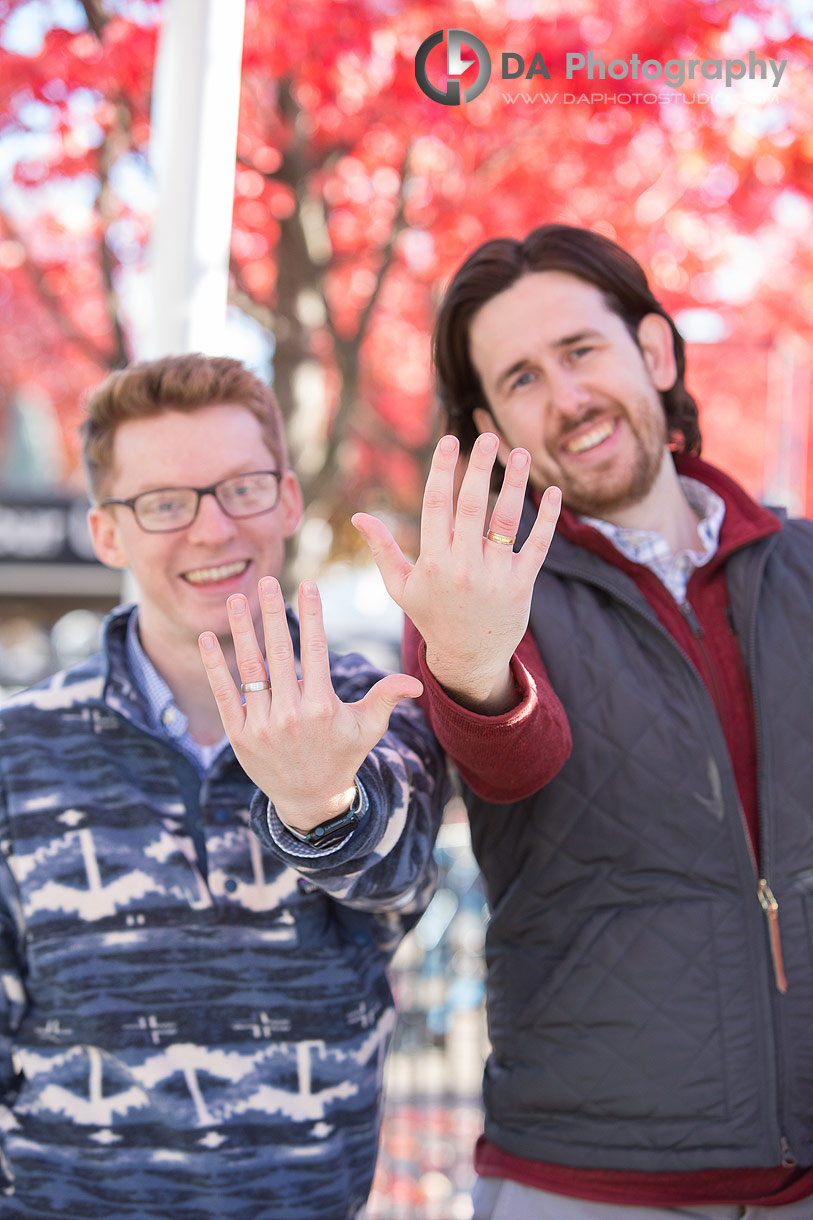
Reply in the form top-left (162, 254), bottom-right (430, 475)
top-left (224, 879), bottom-right (238, 893)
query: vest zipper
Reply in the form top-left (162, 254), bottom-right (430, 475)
top-left (682, 601), bottom-right (788, 998)
top-left (780, 1135), bottom-right (798, 1167)
top-left (743, 557), bottom-right (796, 1171)
top-left (678, 600), bottom-right (727, 723)
top-left (757, 879), bottom-right (788, 994)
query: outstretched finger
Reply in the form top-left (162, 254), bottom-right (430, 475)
top-left (226, 593), bottom-right (271, 701)
top-left (515, 485), bottom-right (562, 583)
top-left (298, 580), bottom-right (334, 703)
top-left (485, 447), bottom-right (532, 557)
top-left (258, 577), bottom-right (299, 707)
top-left (351, 513), bottom-right (413, 606)
top-left (451, 433), bottom-right (500, 555)
top-left (419, 435), bottom-right (459, 560)
top-left (198, 631), bottom-right (247, 738)
top-left (351, 672), bottom-right (424, 753)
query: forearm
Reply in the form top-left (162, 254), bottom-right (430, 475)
top-left (404, 619), bottom-right (572, 802)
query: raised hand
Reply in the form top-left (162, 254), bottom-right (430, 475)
top-left (198, 577), bottom-right (422, 831)
top-left (352, 433), bottom-right (561, 713)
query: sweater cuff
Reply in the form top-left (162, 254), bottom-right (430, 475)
top-left (417, 639), bottom-right (537, 732)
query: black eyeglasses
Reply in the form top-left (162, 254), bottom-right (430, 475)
top-left (101, 470), bottom-right (284, 533)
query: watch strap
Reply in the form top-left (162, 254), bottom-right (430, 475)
top-left (280, 784), bottom-right (363, 850)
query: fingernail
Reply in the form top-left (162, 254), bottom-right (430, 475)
top-left (439, 436), bottom-right (457, 455)
top-left (260, 577), bottom-right (278, 598)
top-left (479, 434), bottom-right (497, 453)
top-left (302, 580), bottom-right (318, 598)
top-left (510, 449), bottom-right (529, 469)
top-left (199, 633), bottom-right (215, 652)
top-left (548, 486), bottom-right (562, 507)
top-left (228, 596), bottom-right (247, 615)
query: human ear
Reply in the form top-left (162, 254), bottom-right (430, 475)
top-left (278, 470), bottom-right (304, 540)
top-left (637, 314), bottom-right (678, 392)
top-left (87, 506), bottom-right (128, 570)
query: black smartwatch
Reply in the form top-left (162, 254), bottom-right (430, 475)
top-left (281, 785), bottom-right (363, 850)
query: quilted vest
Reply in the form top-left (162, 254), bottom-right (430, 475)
top-left (466, 505), bottom-right (813, 1172)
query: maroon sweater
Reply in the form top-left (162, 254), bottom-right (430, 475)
top-left (403, 455), bottom-right (813, 1207)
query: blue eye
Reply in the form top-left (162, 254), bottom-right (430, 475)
top-left (510, 370), bottom-right (536, 391)
top-left (151, 495), bottom-right (188, 515)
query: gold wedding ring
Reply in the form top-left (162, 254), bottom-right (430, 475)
top-left (486, 530), bottom-right (516, 547)
top-left (241, 680), bottom-right (272, 693)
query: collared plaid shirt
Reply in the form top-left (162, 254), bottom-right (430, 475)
top-left (578, 476), bottom-right (726, 605)
top-left (125, 609), bottom-right (227, 774)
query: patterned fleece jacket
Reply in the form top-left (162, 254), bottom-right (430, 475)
top-left (0, 605), bottom-right (449, 1220)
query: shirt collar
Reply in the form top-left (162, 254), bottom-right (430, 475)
top-left (576, 477), bottom-right (726, 604)
top-left (125, 610), bottom-right (190, 740)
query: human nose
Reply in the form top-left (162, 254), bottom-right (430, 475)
top-left (185, 489), bottom-right (238, 543)
top-left (545, 365), bottom-right (592, 418)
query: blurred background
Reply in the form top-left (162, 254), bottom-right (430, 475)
top-left (0, 1), bottom-right (811, 1215)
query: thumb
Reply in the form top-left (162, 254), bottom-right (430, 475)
top-left (351, 513), bottom-right (413, 604)
top-left (354, 672), bottom-right (424, 746)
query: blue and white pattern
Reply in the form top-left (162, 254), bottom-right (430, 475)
top-left (0, 605), bottom-right (449, 1220)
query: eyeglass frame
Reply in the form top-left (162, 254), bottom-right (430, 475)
top-left (99, 470), bottom-right (285, 533)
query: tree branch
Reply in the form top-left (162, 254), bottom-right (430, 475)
top-left (351, 141), bottom-right (412, 350)
top-left (318, 143), bottom-right (414, 494)
top-left (228, 278), bottom-right (278, 334)
top-left (96, 108), bottom-right (131, 368)
top-left (79, 0), bottom-right (109, 40)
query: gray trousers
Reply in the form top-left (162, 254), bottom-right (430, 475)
top-left (470, 1178), bottom-right (813, 1220)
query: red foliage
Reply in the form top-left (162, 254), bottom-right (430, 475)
top-left (1, 0), bottom-right (811, 509)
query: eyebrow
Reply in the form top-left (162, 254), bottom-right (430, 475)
top-left (122, 466), bottom-right (271, 499)
top-left (493, 329), bottom-right (605, 393)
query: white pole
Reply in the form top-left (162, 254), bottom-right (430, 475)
top-left (144, 0), bottom-right (246, 357)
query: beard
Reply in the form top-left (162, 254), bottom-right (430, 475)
top-left (546, 401), bottom-right (668, 519)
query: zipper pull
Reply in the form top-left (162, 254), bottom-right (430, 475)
top-left (758, 879), bottom-right (788, 994)
top-left (679, 600), bottom-right (704, 637)
top-left (725, 603), bottom-right (738, 636)
top-left (780, 1135), bottom-right (797, 1167)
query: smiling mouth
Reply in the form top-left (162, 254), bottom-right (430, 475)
top-left (182, 560), bottom-right (250, 586)
top-left (562, 418), bottom-right (617, 455)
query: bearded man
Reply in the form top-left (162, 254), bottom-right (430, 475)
top-left (354, 224), bottom-right (813, 1220)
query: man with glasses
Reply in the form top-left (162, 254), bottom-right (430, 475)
top-left (0, 353), bottom-right (448, 1220)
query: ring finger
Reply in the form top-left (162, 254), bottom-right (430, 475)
top-left (485, 448), bottom-right (532, 554)
top-left (226, 594), bottom-right (270, 697)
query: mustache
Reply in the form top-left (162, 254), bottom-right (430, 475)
top-left (554, 407), bottom-right (613, 448)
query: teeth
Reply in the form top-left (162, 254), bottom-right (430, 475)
top-left (184, 561), bottom-right (249, 585)
top-left (564, 419), bottom-right (615, 454)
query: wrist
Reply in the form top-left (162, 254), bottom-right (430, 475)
top-left (278, 784), bottom-right (364, 850)
top-left (277, 783), bottom-right (359, 835)
top-left (424, 650), bottom-right (517, 714)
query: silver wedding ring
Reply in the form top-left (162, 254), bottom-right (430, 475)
top-left (241, 680), bottom-right (272, 693)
